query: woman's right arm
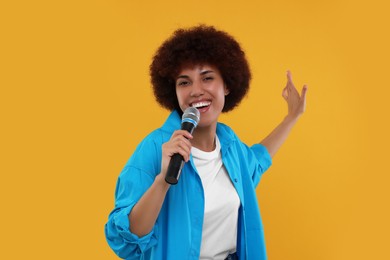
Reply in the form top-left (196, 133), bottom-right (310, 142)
top-left (128, 129), bottom-right (193, 237)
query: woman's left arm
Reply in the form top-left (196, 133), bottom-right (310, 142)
top-left (260, 70), bottom-right (308, 158)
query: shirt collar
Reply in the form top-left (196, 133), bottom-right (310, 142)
top-left (161, 110), bottom-right (182, 134)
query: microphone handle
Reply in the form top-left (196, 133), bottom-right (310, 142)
top-left (164, 121), bottom-right (196, 185)
top-left (165, 153), bottom-right (185, 185)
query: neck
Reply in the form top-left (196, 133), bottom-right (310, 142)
top-left (191, 124), bottom-right (217, 152)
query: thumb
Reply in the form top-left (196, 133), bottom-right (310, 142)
top-left (301, 85), bottom-right (308, 100)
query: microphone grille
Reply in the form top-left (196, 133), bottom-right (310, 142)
top-left (182, 107), bottom-right (200, 126)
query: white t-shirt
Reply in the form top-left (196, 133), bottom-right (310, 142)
top-left (191, 136), bottom-right (241, 260)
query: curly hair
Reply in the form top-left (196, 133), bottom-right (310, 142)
top-left (150, 25), bottom-right (251, 112)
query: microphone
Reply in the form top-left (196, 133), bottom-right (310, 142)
top-left (165, 107), bottom-right (200, 185)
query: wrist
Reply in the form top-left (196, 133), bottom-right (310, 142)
top-left (284, 114), bottom-right (300, 124)
top-left (155, 173), bottom-right (171, 190)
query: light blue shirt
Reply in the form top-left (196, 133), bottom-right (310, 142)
top-left (105, 110), bottom-right (272, 259)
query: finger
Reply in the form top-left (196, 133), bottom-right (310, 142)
top-left (176, 147), bottom-right (191, 162)
top-left (171, 130), bottom-right (193, 140)
top-left (167, 133), bottom-right (192, 151)
top-left (172, 135), bottom-right (192, 150)
top-left (174, 130), bottom-right (193, 139)
top-left (176, 137), bottom-right (192, 158)
top-left (287, 70), bottom-right (293, 85)
top-left (286, 70), bottom-right (297, 91)
top-left (165, 139), bottom-right (191, 162)
top-left (179, 138), bottom-right (192, 153)
top-left (300, 85), bottom-right (308, 111)
top-left (287, 70), bottom-right (292, 81)
top-left (301, 85), bottom-right (308, 100)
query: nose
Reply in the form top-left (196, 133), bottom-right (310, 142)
top-left (190, 80), bottom-right (204, 97)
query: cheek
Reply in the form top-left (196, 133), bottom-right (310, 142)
top-left (175, 88), bottom-right (186, 108)
top-left (217, 90), bottom-right (226, 106)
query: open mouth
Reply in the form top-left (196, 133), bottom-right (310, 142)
top-left (191, 101), bottom-right (211, 110)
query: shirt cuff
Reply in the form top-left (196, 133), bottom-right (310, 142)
top-left (113, 205), bottom-right (158, 253)
top-left (251, 143), bottom-right (272, 172)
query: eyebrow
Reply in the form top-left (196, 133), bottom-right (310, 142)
top-left (176, 70), bottom-right (214, 80)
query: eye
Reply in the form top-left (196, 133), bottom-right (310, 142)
top-left (203, 76), bottom-right (213, 81)
top-left (177, 80), bottom-right (190, 86)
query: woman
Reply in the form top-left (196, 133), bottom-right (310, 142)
top-left (105, 25), bottom-right (307, 260)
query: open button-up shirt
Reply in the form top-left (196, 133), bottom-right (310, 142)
top-left (105, 110), bottom-right (272, 259)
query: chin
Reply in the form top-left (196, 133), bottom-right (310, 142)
top-left (197, 117), bottom-right (218, 128)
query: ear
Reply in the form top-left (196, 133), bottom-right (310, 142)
top-left (224, 85), bottom-right (230, 96)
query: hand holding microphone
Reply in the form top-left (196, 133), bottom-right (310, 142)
top-left (164, 107), bottom-right (200, 185)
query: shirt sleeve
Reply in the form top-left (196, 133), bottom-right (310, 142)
top-left (105, 132), bottom-right (163, 259)
top-left (250, 143), bottom-right (273, 187)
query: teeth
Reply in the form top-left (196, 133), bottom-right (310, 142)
top-left (192, 101), bottom-right (211, 108)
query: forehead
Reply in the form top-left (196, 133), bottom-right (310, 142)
top-left (177, 63), bottom-right (219, 76)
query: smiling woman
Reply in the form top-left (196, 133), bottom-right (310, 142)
top-left (105, 25), bottom-right (307, 260)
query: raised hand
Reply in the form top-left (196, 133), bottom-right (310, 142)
top-left (282, 70), bottom-right (308, 120)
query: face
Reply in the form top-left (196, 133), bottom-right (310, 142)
top-left (175, 64), bottom-right (229, 129)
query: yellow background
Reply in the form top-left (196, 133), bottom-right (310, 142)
top-left (1, 0), bottom-right (389, 259)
